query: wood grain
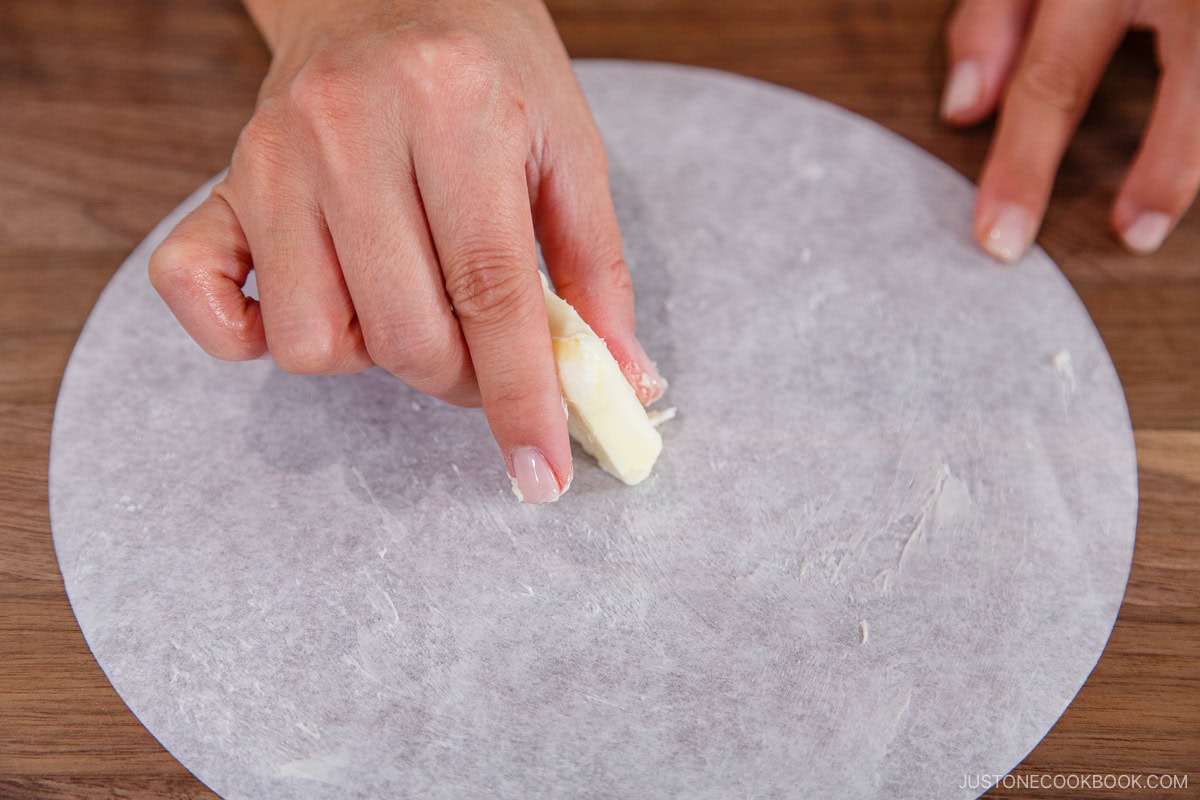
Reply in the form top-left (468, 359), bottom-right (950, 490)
top-left (1, 1), bottom-right (1195, 798)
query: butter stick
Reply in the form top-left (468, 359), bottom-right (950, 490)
top-left (541, 274), bottom-right (664, 486)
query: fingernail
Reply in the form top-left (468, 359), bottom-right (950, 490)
top-left (983, 203), bottom-right (1035, 263)
top-left (1121, 211), bottom-right (1172, 255)
top-left (509, 446), bottom-right (562, 504)
top-left (941, 59), bottom-right (983, 121)
top-left (626, 339), bottom-right (667, 406)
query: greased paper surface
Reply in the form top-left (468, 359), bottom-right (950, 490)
top-left (50, 61), bottom-right (1137, 800)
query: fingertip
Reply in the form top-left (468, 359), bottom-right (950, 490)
top-left (497, 382), bottom-right (574, 504)
top-left (1118, 210), bottom-right (1173, 255)
top-left (1106, 42), bottom-right (1200, 256)
top-left (942, 0), bottom-right (1035, 125)
top-left (940, 59), bottom-right (986, 124)
top-left (1111, 193), bottom-right (1175, 256)
top-left (977, 201), bottom-right (1037, 264)
top-left (607, 334), bottom-right (667, 406)
top-left (508, 444), bottom-right (571, 504)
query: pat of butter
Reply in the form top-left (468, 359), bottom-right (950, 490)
top-left (541, 274), bottom-right (663, 486)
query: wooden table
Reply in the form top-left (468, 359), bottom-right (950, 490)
top-left (2, 1), bottom-right (1195, 797)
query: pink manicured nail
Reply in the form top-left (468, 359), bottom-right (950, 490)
top-left (509, 446), bottom-right (562, 504)
top-left (983, 203), bottom-right (1035, 263)
top-left (626, 339), bottom-right (666, 406)
top-left (1121, 211), bottom-right (1172, 255)
top-left (941, 59), bottom-right (983, 121)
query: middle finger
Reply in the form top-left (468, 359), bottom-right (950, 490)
top-left (975, 0), bottom-right (1131, 262)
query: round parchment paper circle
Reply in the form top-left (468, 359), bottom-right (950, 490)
top-left (50, 61), bottom-right (1137, 800)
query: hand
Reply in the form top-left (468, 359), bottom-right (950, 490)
top-left (940, 0), bottom-right (1200, 261)
top-left (149, 0), bottom-right (664, 503)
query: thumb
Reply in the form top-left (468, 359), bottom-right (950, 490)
top-left (149, 184), bottom-right (267, 360)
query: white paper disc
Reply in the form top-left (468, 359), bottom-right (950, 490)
top-left (50, 61), bottom-right (1137, 800)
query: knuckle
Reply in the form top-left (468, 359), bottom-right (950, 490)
top-left (285, 60), bottom-right (363, 145)
top-left (231, 114), bottom-right (296, 189)
top-left (148, 234), bottom-right (235, 304)
top-left (361, 315), bottom-right (448, 381)
top-left (990, 154), bottom-right (1044, 189)
top-left (599, 256), bottom-right (634, 296)
top-left (572, 124), bottom-right (610, 172)
top-left (395, 31), bottom-right (526, 137)
top-left (399, 31), bottom-right (494, 98)
top-left (235, 110), bottom-right (288, 161)
top-left (553, 256), bottom-right (633, 306)
top-left (220, 313), bottom-right (263, 352)
top-left (362, 317), bottom-right (474, 401)
top-left (444, 258), bottom-right (533, 325)
top-left (269, 322), bottom-right (352, 375)
top-left (482, 378), bottom-right (531, 417)
top-left (147, 235), bottom-right (199, 293)
top-left (1015, 53), bottom-right (1091, 116)
top-left (202, 317), bottom-right (263, 362)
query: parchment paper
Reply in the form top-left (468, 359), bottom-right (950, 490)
top-left (49, 61), bottom-right (1138, 800)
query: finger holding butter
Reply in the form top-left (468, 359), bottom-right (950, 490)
top-left (516, 273), bottom-right (671, 500)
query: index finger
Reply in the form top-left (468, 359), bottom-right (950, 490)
top-left (414, 105), bottom-right (571, 504)
top-left (148, 187), bottom-right (267, 361)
